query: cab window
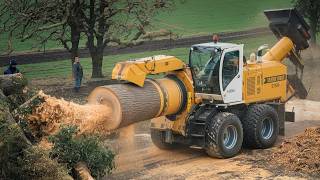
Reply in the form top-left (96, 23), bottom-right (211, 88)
top-left (190, 46), bottom-right (222, 94)
top-left (222, 51), bottom-right (239, 90)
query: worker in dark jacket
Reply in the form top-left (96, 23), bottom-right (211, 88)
top-left (72, 56), bottom-right (83, 92)
top-left (4, 59), bottom-right (20, 75)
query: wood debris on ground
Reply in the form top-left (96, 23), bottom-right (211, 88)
top-left (269, 127), bottom-right (320, 176)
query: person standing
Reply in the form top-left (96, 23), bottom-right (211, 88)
top-left (72, 56), bottom-right (83, 92)
top-left (4, 59), bottom-right (20, 75)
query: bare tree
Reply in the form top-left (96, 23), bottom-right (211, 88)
top-left (0, 0), bottom-right (178, 78)
top-left (0, 0), bottom-right (82, 62)
top-left (79, 0), bottom-right (176, 77)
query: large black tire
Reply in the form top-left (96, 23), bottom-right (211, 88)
top-left (242, 104), bottom-right (279, 149)
top-left (150, 129), bottom-right (177, 150)
top-left (205, 112), bottom-right (243, 158)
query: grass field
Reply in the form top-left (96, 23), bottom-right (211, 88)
top-left (153, 0), bottom-right (291, 36)
top-left (0, 0), bottom-right (291, 53)
top-left (0, 35), bottom-right (278, 80)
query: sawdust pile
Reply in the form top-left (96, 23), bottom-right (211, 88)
top-left (269, 127), bottom-right (320, 176)
top-left (27, 92), bottom-right (112, 136)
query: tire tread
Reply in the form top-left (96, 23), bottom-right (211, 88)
top-left (205, 112), bottom-right (243, 158)
top-left (242, 104), bottom-right (279, 148)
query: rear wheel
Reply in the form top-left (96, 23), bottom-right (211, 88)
top-left (242, 104), bottom-right (279, 149)
top-left (205, 112), bottom-right (243, 158)
top-left (150, 129), bottom-right (177, 150)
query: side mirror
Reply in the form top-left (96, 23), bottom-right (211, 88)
top-left (257, 44), bottom-right (269, 62)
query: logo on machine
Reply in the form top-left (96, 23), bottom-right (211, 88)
top-left (264, 74), bottom-right (286, 84)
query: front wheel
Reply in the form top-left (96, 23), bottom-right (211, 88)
top-left (205, 112), bottom-right (243, 158)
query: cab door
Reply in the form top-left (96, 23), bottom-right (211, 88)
top-left (219, 45), bottom-right (244, 104)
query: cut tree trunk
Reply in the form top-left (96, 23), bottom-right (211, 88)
top-left (0, 74), bottom-right (28, 96)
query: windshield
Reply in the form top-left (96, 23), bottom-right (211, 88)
top-left (190, 46), bottom-right (222, 94)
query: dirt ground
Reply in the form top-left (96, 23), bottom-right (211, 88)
top-left (35, 80), bottom-right (320, 179)
top-left (30, 48), bottom-right (320, 179)
top-left (99, 99), bottom-right (320, 180)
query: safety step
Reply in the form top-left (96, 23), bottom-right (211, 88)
top-left (190, 134), bottom-right (204, 138)
top-left (198, 115), bottom-right (209, 121)
top-left (189, 145), bottom-right (203, 149)
top-left (190, 121), bottom-right (206, 125)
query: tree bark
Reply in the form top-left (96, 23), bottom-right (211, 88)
top-left (91, 52), bottom-right (103, 78)
top-left (69, 0), bottom-right (81, 65)
top-left (87, 33), bottom-right (104, 78)
top-left (70, 25), bottom-right (81, 63)
top-left (0, 74), bottom-right (28, 96)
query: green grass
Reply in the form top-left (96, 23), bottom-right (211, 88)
top-left (0, 0), bottom-right (291, 53)
top-left (0, 35), bottom-right (278, 79)
top-left (153, 0), bottom-right (291, 36)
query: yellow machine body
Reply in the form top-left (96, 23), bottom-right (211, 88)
top-left (243, 61), bottom-right (287, 104)
top-left (88, 8), bottom-right (310, 158)
top-left (242, 37), bottom-right (293, 104)
top-left (94, 36), bottom-right (295, 134)
top-left (89, 55), bottom-right (195, 134)
top-left (112, 55), bottom-right (186, 87)
top-left (150, 70), bottom-right (195, 135)
top-left (152, 37), bottom-right (294, 134)
top-left (243, 37), bottom-right (294, 104)
top-left (262, 37), bottom-right (294, 62)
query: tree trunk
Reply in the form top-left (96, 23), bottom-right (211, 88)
top-left (88, 33), bottom-right (104, 78)
top-left (0, 74), bottom-right (28, 96)
top-left (91, 52), bottom-right (103, 78)
top-left (70, 25), bottom-right (81, 63)
top-left (69, 0), bottom-right (81, 64)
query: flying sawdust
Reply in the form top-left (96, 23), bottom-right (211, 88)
top-left (27, 91), bottom-right (113, 137)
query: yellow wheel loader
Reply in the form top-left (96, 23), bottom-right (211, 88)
top-left (88, 9), bottom-right (311, 158)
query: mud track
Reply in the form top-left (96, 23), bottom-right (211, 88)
top-left (0, 27), bottom-right (270, 66)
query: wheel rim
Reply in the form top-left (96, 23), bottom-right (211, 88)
top-left (223, 125), bottom-right (238, 149)
top-left (261, 117), bottom-right (274, 140)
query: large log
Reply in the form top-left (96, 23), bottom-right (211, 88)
top-left (0, 74), bottom-right (28, 96)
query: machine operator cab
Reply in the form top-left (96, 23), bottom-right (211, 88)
top-left (189, 42), bottom-right (244, 104)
